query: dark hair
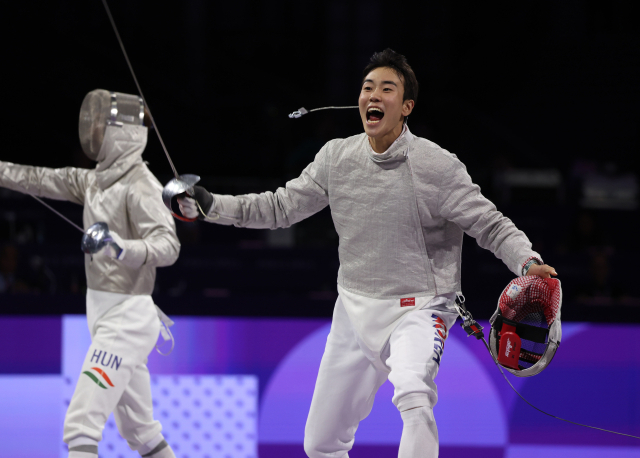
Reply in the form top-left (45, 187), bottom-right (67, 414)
top-left (362, 48), bottom-right (419, 103)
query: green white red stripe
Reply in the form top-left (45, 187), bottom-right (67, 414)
top-left (83, 367), bottom-right (115, 389)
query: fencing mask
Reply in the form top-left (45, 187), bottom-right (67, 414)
top-left (489, 276), bottom-right (562, 377)
top-left (79, 89), bottom-right (145, 161)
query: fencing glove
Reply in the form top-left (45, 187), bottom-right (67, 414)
top-left (177, 186), bottom-right (213, 220)
top-left (98, 230), bottom-right (147, 269)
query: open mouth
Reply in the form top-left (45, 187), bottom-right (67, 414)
top-left (366, 107), bottom-right (384, 124)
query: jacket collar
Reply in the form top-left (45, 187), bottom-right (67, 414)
top-left (365, 124), bottom-right (413, 165)
top-left (95, 125), bottom-right (147, 190)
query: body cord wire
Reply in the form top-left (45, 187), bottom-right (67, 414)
top-left (480, 336), bottom-right (640, 440)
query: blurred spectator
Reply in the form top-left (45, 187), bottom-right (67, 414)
top-left (576, 251), bottom-right (615, 306)
top-left (568, 211), bottom-right (607, 252)
top-left (580, 162), bottom-right (638, 211)
top-left (69, 272), bottom-right (85, 295)
top-left (575, 250), bottom-right (640, 307)
top-left (0, 244), bottom-right (29, 293)
top-left (0, 245), bottom-right (57, 295)
top-left (28, 255), bottom-right (56, 294)
top-left (569, 159), bottom-right (598, 188)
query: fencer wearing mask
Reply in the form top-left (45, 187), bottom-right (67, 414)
top-left (0, 89), bottom-right (180, 458)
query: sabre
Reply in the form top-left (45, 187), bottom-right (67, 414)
top-left (25, 195), bottom-right (121, 256)
top-left (100, 0), bottom-right (204, 222)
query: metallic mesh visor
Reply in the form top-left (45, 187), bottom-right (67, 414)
top-left (489, 277), bottom-right (562, 377)
top-left (79, 89), bottom-right (144, 160)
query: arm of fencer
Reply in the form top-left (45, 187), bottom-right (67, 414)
top-left (437, 159), bottom-right (542, 277)
top-left (0, 161), bottom-right (89, 205)
top-left (122, 178), bottom-right (181, 269)
top-left (203, 148), bottom-right (330, 228)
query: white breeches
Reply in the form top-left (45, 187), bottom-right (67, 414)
top-left (63, 295), bottom-right (162, 451)
top-left (304, 294), bottom-right (458, 458)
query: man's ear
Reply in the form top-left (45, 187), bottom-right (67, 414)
top-left (402, 99), bottom-right (415, 117)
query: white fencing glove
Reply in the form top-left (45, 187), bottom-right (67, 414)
top-left (177, 185), bottom-right (214, 220)
top-left (177, 196), bottom-right (199, 219)
top-left (98, 230), bottom-right (147, 269)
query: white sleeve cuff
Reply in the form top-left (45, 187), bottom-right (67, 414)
top-left (119, 239), bottom-right (147, 268)
top-left (521, 256), bottom-right (543, 276)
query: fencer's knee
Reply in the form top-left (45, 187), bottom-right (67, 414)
top-left (304, 435), bottom-right (350, 458)
top-left (394, 392), bottom-right (434, 413)
top-left (304, 435), bottom-right (323, 458)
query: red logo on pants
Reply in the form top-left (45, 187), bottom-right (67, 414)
top-left (400, 297), bottom-right (415, 307)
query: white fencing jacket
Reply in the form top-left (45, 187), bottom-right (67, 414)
top-left (0, 125), bottom-right (180, 296)
top-left (206, 127), bottom-right (541, 299)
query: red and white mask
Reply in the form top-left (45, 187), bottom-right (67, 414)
top-left (489, 276), bottom-right (562, 377)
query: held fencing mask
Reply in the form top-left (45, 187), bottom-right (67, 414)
top-left (79, 89), bottom-right (145, 161)
top-left (489, 276), bottom-right (562, 377)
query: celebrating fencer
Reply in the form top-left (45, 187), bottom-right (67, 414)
top-left (0, 90), bottom-right (180, 458)
top-left (178, 49), bottom-right (557, 458)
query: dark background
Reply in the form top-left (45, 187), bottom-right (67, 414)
top-left (1, 0), bottom-right (639, 321)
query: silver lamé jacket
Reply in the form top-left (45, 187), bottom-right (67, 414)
top-left (206, 127), bottom-right (541, 299)
top-left (0, 125), bottom-right (180, 295)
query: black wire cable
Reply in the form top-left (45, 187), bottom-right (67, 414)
top-left (480, 337), bottom-right (640, 440)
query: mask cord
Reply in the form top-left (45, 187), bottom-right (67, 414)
top-left (479, 335), bottom-right (640, 440)
top-left (289, 106), bottom-right (358, 118)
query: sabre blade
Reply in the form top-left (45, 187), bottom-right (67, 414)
top-left (100, 0), bottom-right (180, 180)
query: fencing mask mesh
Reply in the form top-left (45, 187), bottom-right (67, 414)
top-left (79, 89), bottom-right (145, 160)
top-left (489, 276), bottom-right (562, 377)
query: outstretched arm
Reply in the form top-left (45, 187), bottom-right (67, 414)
top-left (0, 161), bottom-right (90, 204)
top-left (438, 159), bottom-right (556, 278)
top-left (179, 146), bottom-right (331, 228)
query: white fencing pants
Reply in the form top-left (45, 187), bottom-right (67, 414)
top-left (304, 295), bottom-right (458, 458)
top-left (63, 295), bottom-right (163, 451)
